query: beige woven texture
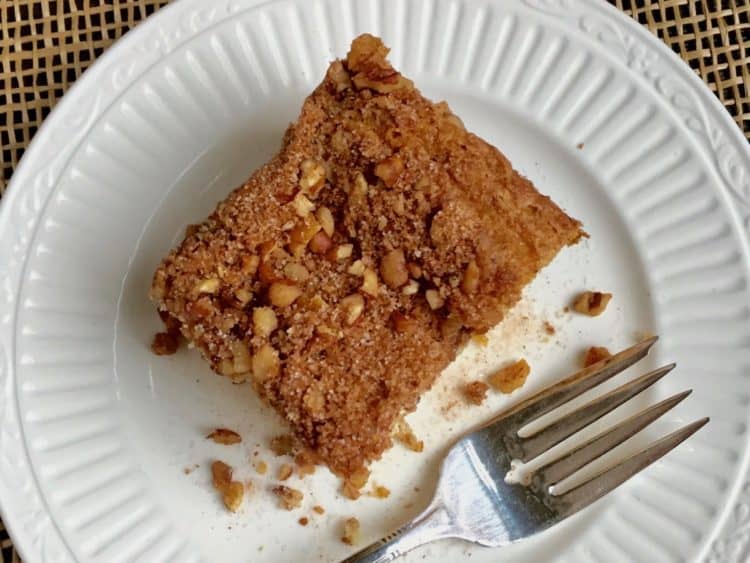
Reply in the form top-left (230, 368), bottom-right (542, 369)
top-left (0, 0), bottom-right (748, 559)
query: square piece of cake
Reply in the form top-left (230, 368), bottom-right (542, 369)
top-left (150, 34), bottom-right (583, 479)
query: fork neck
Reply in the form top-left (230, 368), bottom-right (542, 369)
top-left (342, 500), bottom-right (455, 562)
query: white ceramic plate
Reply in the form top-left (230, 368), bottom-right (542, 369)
top-left (2, 0), bottom-right (749, 561)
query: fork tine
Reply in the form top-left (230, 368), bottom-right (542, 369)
top-left (516, 363), bottom-right (675, 461)
top-left (552, 417), bottom-right (709, 517)
top-left (531, 389), bottom-right (691, 489)
top-left (499, 337), bottom-right (658, 430)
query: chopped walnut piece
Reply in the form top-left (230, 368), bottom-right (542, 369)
top-left (391, 312), bottom-right (417, 334)
top-left (393, 417), bottom-right (424, 452)
top-left (283, 262), bottom-right (310, 283)
top-left (309, 231), bottom-right (333, 255)
top-left (223, 481), bottom-right (244, 512)
top-left (235, 288), bottom-right (253, 305)
top-left (347, 259), bottom-right (365, 276)
top-left (255, 460), bottom-right (268, 475)
top-left (329, 243), bottom-right (353, 261)
top-left (270, 434), bottom-right (296, 456)
top-left (573, 291), bottom-right (612, 316)
top-left (252, 344), bottom-right (280, 382)
top-left (241, 254), bottom-right (260, 276)
top-left (299, 159), bottom-right (326, 195)
top-left (151, 332), bottom-right (179, 355)
top-left (231, 340), bottom-right (252, 374)
top-left (272, 485), bottom-right (304, 510)
top-left (288, 216), bottom-right (322, 257)
top-left (340, 294), bottom-right (365, 325)
top-left (341, 481), bottom-right (361, 500)
top-left (374, 155), bottom-right (404, 187)
top-left (298, 517), bottom-right (309, 526)
top-left (196, 278), bottom-right (220, 294)
top-left (463, 381), bottom-right (489, 405)
top-left (206, 428), bottom-right (242, 445)
top-left (350, 172), bottom-right (369, 202)
top-left (488, 359), bottom-right (531, 394)
top-left (583, 346), bottom-right (612, 367)
top-left (341, 517), bottom-right (361, 545)
top-left (253, 307), bottom-right (278, 338)
top-left (361, 268), bottom-right (379, 296)
top-left (278, 464), bottom-right (294, 481)
top-left (380, 249), bottom-right (408, 289)
top-left (292, 192), bottom-right (315, 218)
top-left (342, 467), bottom-right (370, 500)
top-left (425, 289), bottom-right (444, 310)
top-left (349, 467), bottom-right (370, 488)
top-left (401, 279), bottom-right (419, 295)
top-left (268, 281), bottom-right (302, 307)
top-left (295, 450), bottom-right (317, 477)
top-left (371, 484), bottom-right (391, 498)
top-left (462, 260), bottom-right (480, 294)
top-left (316, 206), bottom-right (335, 236)
top-left (211, 460), bottom-right (232, 491)
top-left (313, 505), bottom-right (325, 515)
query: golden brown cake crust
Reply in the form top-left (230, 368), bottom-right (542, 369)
top-left (150, 34), bottom-right (583, 477)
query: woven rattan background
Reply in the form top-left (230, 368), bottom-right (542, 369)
top-left (0, 0), bottom-right (749, 560)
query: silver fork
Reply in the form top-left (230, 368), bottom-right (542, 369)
top-left (343, 336), bottom-right (708, 562)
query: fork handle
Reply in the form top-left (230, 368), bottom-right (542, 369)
top-left (341, 502), bottom-right (455, 563)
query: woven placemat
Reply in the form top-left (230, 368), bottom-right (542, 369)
top-left (0, 0), bottom-right (748, 560)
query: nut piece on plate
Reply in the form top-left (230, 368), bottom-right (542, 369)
top-left (211, 460), bottom-right (244, 513)
top-left (222, 481), bottom-right (245, 512)
top-left (313, 505), bottom-right (326, 515)
top-left (583, 346), bottom-right (612, 367)
top-left (342, 466), bottom-right (370, 500)
top-left (254, 460), bottom-right (268, 475)
top-left (278, 464), bottom-right (294, 481)
top-left (341, 517), bottom-right (361, 545)
top-left (393, 416), bottom-right (424, 452)
top-left (463, 381), bottom-right (489, 405)
top-left (272, 485), bottom-right (304, 510)
top-left (371, 484), bottom-right (391, 498)
top-left (488, 359), bottom-right (531, 394)
top-left (151, 331), bottom-right (179, 355)
top-left (572, 291), bottom-right (612, 316)
top-left (206, 428), bottom-right (242, 445)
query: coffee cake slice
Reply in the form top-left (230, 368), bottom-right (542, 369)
top-left (150, 34), bottom-right (584, 479)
